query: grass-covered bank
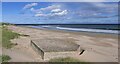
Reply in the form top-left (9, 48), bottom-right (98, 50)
top-left (1, 23), bottom-right (29, 62)
top-left (2, 23), bottom-right (29, 49)
top-left (2, 26), bottom-right (20, 49)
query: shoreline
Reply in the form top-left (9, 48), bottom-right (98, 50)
top-left (21, 25), bottom-right (118, 39)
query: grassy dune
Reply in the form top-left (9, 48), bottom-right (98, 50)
top-left (0, 23), bottom-right (17, 62)
top-left (2, 23), bottom-right (29, 49)
top-left (2, 26), bottom-right (20, 49)
top-left (1, 23), bottom-right (29, 62)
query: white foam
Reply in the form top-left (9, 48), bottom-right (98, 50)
top-left (42, 26), bottom-right (51, 28)
top-left (56, 27), bottom-right (119, 34)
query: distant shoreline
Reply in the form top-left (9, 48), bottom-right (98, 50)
top-left (17, 25), bottom-right (118, 39)
top-left (20, 25), bottom-right (119, 35)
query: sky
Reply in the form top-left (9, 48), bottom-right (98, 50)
top-left (0, 2), bottom-right (1, 22)
top-left (2, 2), bottom-right (119, 24)
top-left (2, 0), bottom-right (120, 2)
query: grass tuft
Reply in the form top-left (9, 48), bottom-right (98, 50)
top-left (0, 55), bottom-right (11, 62)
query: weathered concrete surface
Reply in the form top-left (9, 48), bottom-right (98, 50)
top-left (31, 38), bottom-right (80, 60)
top-left (31, 38), bottom-right (80, 52)
top-left (44, 51), bottom-right (79, 61)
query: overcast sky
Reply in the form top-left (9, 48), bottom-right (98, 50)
top-left (2, 2), bottom-right (118, 24)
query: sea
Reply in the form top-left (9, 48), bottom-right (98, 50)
top-left (16, 24), bottom-right (119, 34)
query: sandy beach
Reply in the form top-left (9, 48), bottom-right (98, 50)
top-left (3, 25), bottom-right (118, 62)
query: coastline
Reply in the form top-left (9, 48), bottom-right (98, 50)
top-left (22, 25), bottom-right (118, 39)
top-left (4, 25), bottom-right (118, 62)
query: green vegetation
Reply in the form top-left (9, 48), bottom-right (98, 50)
top-left (0, 26), bottom-right (2, 45)
top-left (1, 22), bottom-right (12, 25)
top-left (2, 23), bottom-right (29, 49)
top-left (2, 26), bottom-right (20, 49)
top-left (0, 23), bottom-right (29, 63)
top-left (0, 55), bottom-right (11, 62)
top-left (49, 57), bottom-right (89, 64)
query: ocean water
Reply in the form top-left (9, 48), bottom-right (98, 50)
top-left (19, 24), bottom-right (119, 34)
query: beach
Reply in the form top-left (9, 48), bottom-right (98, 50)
top-left (3, 25), bottom-right (118, 62)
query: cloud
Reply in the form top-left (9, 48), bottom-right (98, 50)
top-left (30, 8), bottom-right (42, 13)
top-left (91, 2), bottom-right (118, 8)
top-left (30, 4), bottom-right (61, 14)
top-left (35, 13), bottom-right (47, 17)
top-left (40, 5), bottom-right (61, 11)
top-left (30, 8), bottom-right (34, 11)
top-left (51, 9), bottom-right (62, 13)
top-left (93, 3), bottom-right (118, 14)
top-left (75, 2), bottom-right (118, 18)
top-left (31, 4), bottom-right (68, 17)
top-left (52, 10), bottom-right (68, 16)
top-left (35, 10), bottom-right (68, 17)
top-left (23, 3), bottom-right (38, 9)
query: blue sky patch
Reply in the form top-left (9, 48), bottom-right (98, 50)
top-left (2, 2), bottom-right (118, 24)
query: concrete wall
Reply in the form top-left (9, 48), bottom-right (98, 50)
top-left (44, 51), bottom-right (79, 61)
top-left (30, 41), bottom-right (44, 59)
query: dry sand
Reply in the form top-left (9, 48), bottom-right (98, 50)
top-left (3, 25), bottom-right (118, 62)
